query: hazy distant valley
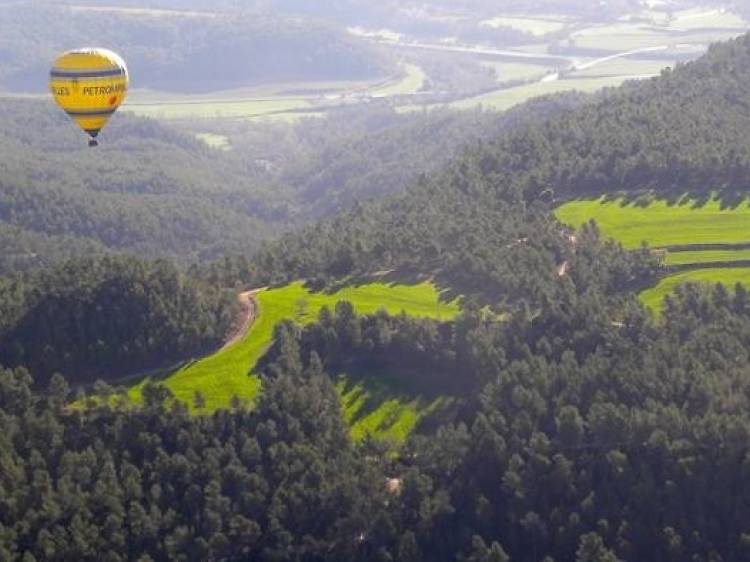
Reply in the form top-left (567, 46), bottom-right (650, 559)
top-left (6, 2), bottom-right (750, 561)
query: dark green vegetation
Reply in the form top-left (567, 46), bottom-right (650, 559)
top-left (0, 100), bottom-right (284, 269)
top-left (126, 280), bottom-right (458, 416)
top-left (6, 18), bottom-right (750, 562)
top-left (0, 97), bottom-right (575, 275)
top-left (220, 96), bottom-right (584, 220)
top-left (5, 275), bottom-right (750, 560)
top-left (0, 256), bottom-right (237, 386)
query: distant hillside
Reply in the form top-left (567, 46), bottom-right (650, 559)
top-left (0, 93), bottom-right (574, 274)
top-left (0, 99), bottom-right (287, 271)
top-left (227, 95), bottom-right (585, 220)
top-left (229, 33), bottom-right (750, 299)
top-left (0, 3), bottom-right (389, 93)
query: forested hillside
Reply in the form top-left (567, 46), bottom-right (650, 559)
top-left (227, 95), bottom-right (585, 219)
top-left (5, 15), bottom-right (750, 562)
top-left (0, 99), bottom-right (289, 270)
top-left (4, 272), bottom-right (750, 560)
top-left (0, 256), bottom-right (237, 385)
top-left (0, 95), bottom-right (577, 275)
top-left (0, 3), bottom-right (388, 92)
top-left (208, 33), bottom-right (750, 299)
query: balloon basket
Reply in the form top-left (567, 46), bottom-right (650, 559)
top-left (88, 139), bottom-right (99, 148)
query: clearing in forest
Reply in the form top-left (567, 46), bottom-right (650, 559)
top-left (128, 280), bottom-right (460, 440)
top-left (639, 268), bottom-right (750, 314)
top-left (555, 196), bottom-right (750, 250)
top-left (555, 195), bottom-right (750, 312)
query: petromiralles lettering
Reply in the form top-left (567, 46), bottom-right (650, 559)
top-left (83, 84), bottom-right (127, 95)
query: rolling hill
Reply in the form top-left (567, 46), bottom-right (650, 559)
top-left (127, 280), bottom-right (459, 442)
top-left (0, 99), bottom-right (288, 270)
top-left (0, 2), bottom-right (389, 93)
top-left (0, 94), bottom-right (578, 275)
top-left (7, 14), bottom-right (750, 562)
top-left (224, 33), bottom-right (750, 307)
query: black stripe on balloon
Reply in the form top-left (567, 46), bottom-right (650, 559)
top-left (50, 68), bottom-right (125, 79)
top-left (66, 108), bottom-right (117, 117)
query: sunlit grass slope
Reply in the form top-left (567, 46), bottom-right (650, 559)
top-left (336, 374), bottom-right (451, 444)
top-left (555, 196), bottom-right (750, 249)
top-left (555, 195), bottom-right (750, 311)
top-left (129, 281), bottom-right (459, 413)
top-left (448, 75), bottom-right (632, 112)
top-left (664, 249), bottom-right (750, 266)
top-left (639, 268), bottom-right (750, 314)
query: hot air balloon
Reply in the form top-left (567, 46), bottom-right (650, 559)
top-left (49, 48), bottom-right (129, 147)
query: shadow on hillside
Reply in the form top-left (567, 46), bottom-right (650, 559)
top-left (336, 365), bottom-right (462, 436)
top-left (123, 358), bottom-right (196, 386)
top-left (578, 188), bottom-right (750, 210)
top-left (305, 266), bottom-right (463, 305)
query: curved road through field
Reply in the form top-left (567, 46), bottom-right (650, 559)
top-left (222, 290), bottom-right (258, 350)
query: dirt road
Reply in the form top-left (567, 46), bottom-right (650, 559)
top-left (222, 290), bottom-right (258, 350)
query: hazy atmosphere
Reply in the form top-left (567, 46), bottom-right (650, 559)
top-left (3, 1), bottom-right (750, 560)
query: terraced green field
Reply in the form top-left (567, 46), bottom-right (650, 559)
top-left (664, 249), bottom-right (750, 266)
top-left (128, 281), bottom-right (460, 428)
top-left (555, 196), bottom-right (750, 249)
top-left (639, 268), bottom-right (750, 313)
top-left (555, 195), bottom-right (750, 313)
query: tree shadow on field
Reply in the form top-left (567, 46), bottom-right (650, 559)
top-left (306, 266), bottom-right (463, 305)
top-left (335, 365), bottom-right (461, 437)
top-left (566, 187), bottom-right (749, 211)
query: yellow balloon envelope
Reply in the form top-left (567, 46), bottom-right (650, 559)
top-left (49, 48), bottom-right (129, 147)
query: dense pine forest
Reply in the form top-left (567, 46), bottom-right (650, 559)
top-left (5, 15), bottom-right (750, 562)
top-left (0, 256), bottom-right (238, 385)
top-left (0, 95), bottom-right (578, 274)
top-left (4, 270), bottom-right (750, 560)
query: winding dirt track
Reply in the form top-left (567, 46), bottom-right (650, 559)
top-left (221, 290), bottom-right (258, 350)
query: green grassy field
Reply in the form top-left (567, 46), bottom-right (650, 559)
top-left (336, 373), bottom-right (450, 444)
top-left (555, 196), bottom-right (750, 249)
top-left (122, 66), bottom-right (426, 121)
top-left (571, 23), bottom-right (742, 52)
top-left (128, 281), bottom-right (460, 414)
top-left (371, 64), bottom-right (425, 97)
top-left (664, 249), bottom-right (750, 266)
top-left (555, 195), bottom-right (750, 310)
top-left (640, 268), bottom-right (750, 313)
top-left (124, 97), bottom-right (312, 120)
top-left (669, 8), bottom-right (747, 30)
top-left (446, 75), bottom-right (641, 113)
